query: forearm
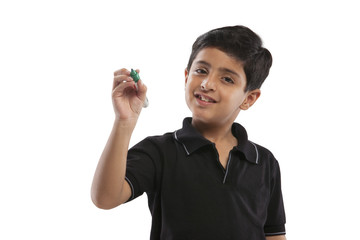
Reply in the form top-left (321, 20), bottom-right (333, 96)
top-left (91, 118), bottom-right (136, 209)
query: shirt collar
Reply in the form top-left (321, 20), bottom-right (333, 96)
top-left (174, 118), bottom-right (259, 164)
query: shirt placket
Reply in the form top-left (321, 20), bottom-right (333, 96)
top-left (211, 144), bottom-right (233, 184)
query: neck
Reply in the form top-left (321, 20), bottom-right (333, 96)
top-left (191, 119), bottom-right (235, 144)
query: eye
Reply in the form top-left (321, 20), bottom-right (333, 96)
top-left (195, 68), bottom-right (207, 74)
top-left (222, 77), bottom-right (234, 84)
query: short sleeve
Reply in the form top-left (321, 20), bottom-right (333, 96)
top-left (264, 159), bottom-right (286, 236)
top-left (125, 137), bottom-right (162, 202)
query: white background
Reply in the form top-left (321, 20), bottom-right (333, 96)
top-left (1, 0), bottom-right (359, 239)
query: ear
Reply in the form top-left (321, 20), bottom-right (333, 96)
top-left (240, 89), bottom-right (261, 110)
top-left (184, 68), bottom-right (189, 85)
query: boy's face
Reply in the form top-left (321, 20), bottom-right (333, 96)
top-left (185, 47), bottom-right (260, 127)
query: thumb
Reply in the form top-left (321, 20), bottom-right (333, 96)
top-left (137, 79), bottom-right (149, 108)
top-left (137, 79), bottom-right (148, 100)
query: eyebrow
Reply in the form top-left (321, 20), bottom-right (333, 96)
top-left (195, 60), bottom-right (241, 79)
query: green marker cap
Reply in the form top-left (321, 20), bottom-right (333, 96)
top-left (130, 69), bottom-right (140, 83)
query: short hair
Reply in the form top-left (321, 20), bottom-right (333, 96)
top-left (186, 25), bottom-right (272, 91)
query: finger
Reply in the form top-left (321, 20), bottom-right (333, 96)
top-left (113, 75), bottom-right (133, 90)
top-left (112, 81), bottom-right (136, 97)
top-left (114, 68), bottom-right (130, 76)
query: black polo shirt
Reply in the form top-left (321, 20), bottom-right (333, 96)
top-left (125, 117), bottom-right (286, 240)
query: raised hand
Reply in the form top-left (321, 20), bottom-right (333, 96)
top-left (112, 68), bottom-right (147, 121)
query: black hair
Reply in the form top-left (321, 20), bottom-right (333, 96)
top-left (186, 25), bottom-right (272, 91)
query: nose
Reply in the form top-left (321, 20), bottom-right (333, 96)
top-left (200, 75), bottom-right (216, 91)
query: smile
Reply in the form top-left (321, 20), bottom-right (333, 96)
top-left (195, 93), bottom-right (216, 103)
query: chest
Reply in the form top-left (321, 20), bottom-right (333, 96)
top-left (162, 144), bottom-right (270, 199)
top-left (159, 146), bottom-right (271, 234)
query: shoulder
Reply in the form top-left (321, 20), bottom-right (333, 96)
top-left (251, 142), bottom-right (276, 160)
top-left (130, 131), bottom-right (177, 153)
top-left (250, 141), bottom-right (279, 166)
top-left (248, 141), bottom-right (283, 186)
top-left (144, 131), bottom-right (176, 145)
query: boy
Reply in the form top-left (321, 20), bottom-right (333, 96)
top-left (91, 25), bottom-right (286, 240)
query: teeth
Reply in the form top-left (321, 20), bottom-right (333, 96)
top-left (199, 95), bottom-right (213, 102)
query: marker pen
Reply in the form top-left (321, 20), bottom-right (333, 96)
top-left (130, 69), bottom-right (149, 108)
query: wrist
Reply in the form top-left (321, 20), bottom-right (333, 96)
top-left (113, 117), bottom-right (138, 131)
